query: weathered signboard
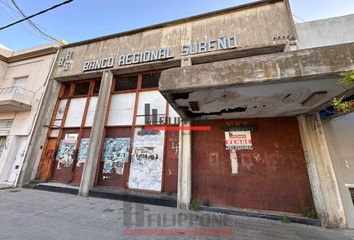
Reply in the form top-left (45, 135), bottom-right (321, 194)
top-left (225, 131), bottom-right (253, 150)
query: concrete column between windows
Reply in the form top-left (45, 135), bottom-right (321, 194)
top-left (177, 120), bottom-right (192, 209)
top-left (297, 113), bottom-right (346, 228)
top-left (79, 71), bottom-right (113, 196)
top-left (18, 78), bottom-right (61, 187)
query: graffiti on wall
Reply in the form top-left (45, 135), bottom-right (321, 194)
top-left (128, 128), bottom-right (165, 191)
top-left (102, 138), bottom-right (130, 175)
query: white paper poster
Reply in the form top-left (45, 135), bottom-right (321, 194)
top-left (230, 149), bottom-right (239, 174)
top-left (128, 128), bottom-right (165, 191)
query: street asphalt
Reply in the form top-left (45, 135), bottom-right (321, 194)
top-left (0, 188), bottom-right (353, 240)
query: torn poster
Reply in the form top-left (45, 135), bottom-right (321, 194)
top-left (77, 138), bottom-right (89, 167)
top-left (230, 149), bottom-right (238, 174)
top-left (102, 138), bottom-right (130, 175)
top-left (55, 133), bottom-right (78, 169)
top-left (128, 128), bottom-right (165, 191)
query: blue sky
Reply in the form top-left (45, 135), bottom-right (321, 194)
top-left (1, 0), bottom-right (354, 51)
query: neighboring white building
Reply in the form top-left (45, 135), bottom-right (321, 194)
top-left (0, 42), bottom-right (61, 187)
top-left (296, 14), bottom-right (354, 229)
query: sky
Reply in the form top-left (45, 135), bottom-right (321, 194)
top-left (0, 0), bottom-right (354, 51)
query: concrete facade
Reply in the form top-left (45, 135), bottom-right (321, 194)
top-left (298, 114), bottom-right (346, 228)
top-left (79, 71), bottom-right (113, 196)
top-left (50, 0), bottom-right (295, 80)
top-left (22, 0), bottom-right (298, 191)
top-left (296, 14), bottom-right (354, 49)
top-left (16, 0), bottom-right (354, 229)
top-left (323, 114), bottom-right (354, 229)
top-left (296, 14), bottom-right (354, 229)
top-left (0, 43), bottom-right (60, 187)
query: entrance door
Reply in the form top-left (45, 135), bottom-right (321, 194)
top-left (7, 137), bottom-right (27, 183)
top-left (35, 138), bottom-right (57, 181)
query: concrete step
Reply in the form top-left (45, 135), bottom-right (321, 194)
top-left (89, 187), bottom-right (177, 208)
top-left (35, 182), bottom-right (79, 195)
top-left (33, 182), bottom-right (177, 208)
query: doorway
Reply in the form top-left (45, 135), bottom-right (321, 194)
top-left (6, 136), bottom-right (27, 183)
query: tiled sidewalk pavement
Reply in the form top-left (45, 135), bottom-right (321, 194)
top-left (0, 188), bottom-right (353, 240)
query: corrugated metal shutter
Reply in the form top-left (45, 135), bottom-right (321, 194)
top-left (0, 120), bottom-right (13, 136)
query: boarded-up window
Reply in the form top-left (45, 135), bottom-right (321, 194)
top-left (85, 97), bottom-right (98, 127)
top-left (136, 91), bottom-right (166, 125)
top-left (53, 99), bottom-right (67, 128)
top-left (107, 93), bottom-right (136, 126)
top-left (64, 98), bottom-right (87, 127)
top-left (128, 128), bottom-right (165, 191)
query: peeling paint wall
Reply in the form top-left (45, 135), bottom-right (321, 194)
top-left (192, 117), bottom-right (314, 214)
top-left (163, 131), bottom-right (179, 194)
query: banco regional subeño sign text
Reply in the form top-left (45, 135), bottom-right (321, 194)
top-left (82, 34), bottom-right (236, 72)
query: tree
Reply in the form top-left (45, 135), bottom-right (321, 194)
top-left (331, 70), bottom-right (354, 112)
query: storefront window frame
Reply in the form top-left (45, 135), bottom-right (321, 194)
top-left (45, 79), bottom-right (100, 183)
top-left (95, 70), bottom-right (172, 191)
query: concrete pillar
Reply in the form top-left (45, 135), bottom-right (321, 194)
top-left (297, 113), bottom-right (346, 228)
top-left (17, 78), bottom-right (61, 187)
top-left (79, 71), bottom-right (113, 196)
top-left (177, 120), bottom-right (192, 209)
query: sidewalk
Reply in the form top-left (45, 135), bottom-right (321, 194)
top-left (0, 188), bottom-right (353, 240)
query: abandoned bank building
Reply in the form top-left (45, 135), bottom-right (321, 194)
top-left (4, 0), bottom-right (354, 229)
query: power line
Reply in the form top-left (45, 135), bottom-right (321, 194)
top-left (10, 0), bottom-right (58, 41)
top-left (0, 1), bottom-right (48, 40)
top-left (0, 0), bottom-right (52, 40)
top-left (0, 0), bottom-right (73, 31)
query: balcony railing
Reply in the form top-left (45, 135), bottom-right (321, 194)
top-left (0, 86), bottom-right (33, 112)
top-left (0, 86), bottom-right (33, 96)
